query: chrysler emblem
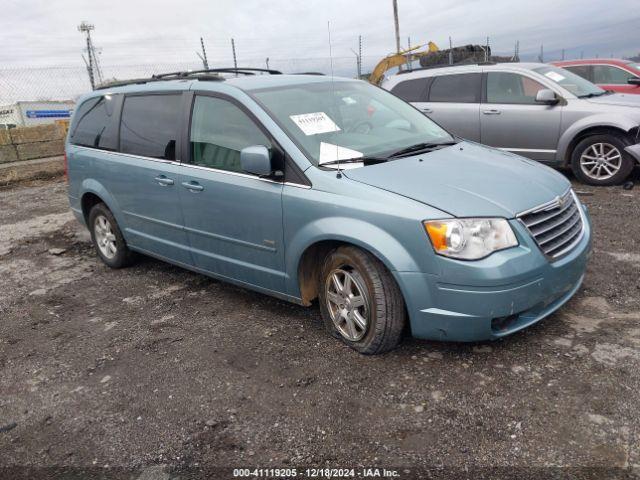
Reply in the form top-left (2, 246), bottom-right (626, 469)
top-left (556, 195), bottom-right (565, 208)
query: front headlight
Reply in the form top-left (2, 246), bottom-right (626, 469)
top-left (423, 218), bottom-right (518, 260)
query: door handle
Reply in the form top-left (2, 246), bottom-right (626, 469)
top-left (181, 181), bottom-right (204, 192)
top-left (154, 175), bottom-right (174, 186)
top-left (421, 108), bottom-right (433, 114)
top-left (482, 109), bottom-right (501, 115)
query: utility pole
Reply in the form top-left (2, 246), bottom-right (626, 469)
top-left (358, 35), bottom-right (362, 78)
top-left (196, 37), bottom-right (209, 69)
top-left (78, 21), bottom-right (102, 89)
top-left (512, 40), bottom-right (520, 62)
top-left (351, 35), bottom-right (363, 78)
top-left (392, 0), bottom-right (402, 71)
top-left (350, 47), bottom-right (360, 78)
top-left (538, 44), bottom-right (544, 63)
top-left (231, 38), bottom-right (238, 74)
top-left (449, 37), bottom-right (453, 65)
top-left (265, 57), bottom-right (270, 70)
top-left (406, 36), bottom-right (411, 70)
top-left (485, 36), bottom-right (490, 62)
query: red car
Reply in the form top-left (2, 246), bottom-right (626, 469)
top-left (552, 59), bottom-right (640, 94)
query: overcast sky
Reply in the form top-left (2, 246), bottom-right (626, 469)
top-left (1, 0), bottom-right (639, 70)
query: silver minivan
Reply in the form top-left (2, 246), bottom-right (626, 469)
top-left (382, 63), bottom-right (640, 185)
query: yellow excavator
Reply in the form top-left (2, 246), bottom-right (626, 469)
top-left (369, 42), bottom-right (439, 85)
top-left (368, 42), bottom-right (498, 85)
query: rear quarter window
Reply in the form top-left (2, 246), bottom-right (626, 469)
top-left (69, 95), bottom-right (118, 150)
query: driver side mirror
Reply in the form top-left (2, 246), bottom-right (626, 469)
top-left (628, 77), bottom-right (640, 86)
top-left (535, 89), bottom-right (559, 105)
top-left (240, 145), bottom-right (274, 176)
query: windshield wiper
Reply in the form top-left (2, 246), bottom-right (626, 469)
top-left (579, 91), bottom-right (610, 98)
top-left (387, 140), bottom-right (459, 158)
top-left (319, 156), bottom-right (388, 167)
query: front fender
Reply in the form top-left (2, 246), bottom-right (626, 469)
top-left (285, 216), bottom-right (425, 298)
top-left (556, 114), bottom-right (639, 164)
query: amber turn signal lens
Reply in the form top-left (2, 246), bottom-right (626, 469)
top-left (424, 222), bottom-right (448, 251)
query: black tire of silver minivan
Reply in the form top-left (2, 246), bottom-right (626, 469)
top-left (88, 203), bottom-right (136, 269)
top-left (570, 133), bottom-right (635, 186)
top-left (318, 246), bottom-right (406, 354)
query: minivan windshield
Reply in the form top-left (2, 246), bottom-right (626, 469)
top-left (249, 80), bottom-right (454, 166)
top-left (532, 65), bottom-right (605, 98)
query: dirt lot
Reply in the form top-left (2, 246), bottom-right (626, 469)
top-left (0, 175), bottom-right (639, 479)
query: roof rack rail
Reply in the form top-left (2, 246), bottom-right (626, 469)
top-left (292, 72), bottom-right (325, 76)
top-left (96, 73), bottom-right (224, 90)
top-left (152, 67), bottom-right (282, 79)
top-left (95, 67), bottom-right (283, 90)
top-left (396, 61), bottom-right (498, 75)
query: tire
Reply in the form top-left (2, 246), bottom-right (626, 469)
top-left (570, 133), bottom-right (634, 186)
top-left (318, 246), bottom-right (406, 354)
top-left (88, 203), bottom-right (136, 269)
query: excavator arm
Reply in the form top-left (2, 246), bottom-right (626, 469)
top-left (369, 42), bottom-right (439, 85)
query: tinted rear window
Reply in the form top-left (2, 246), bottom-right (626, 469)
top-left (120, 94), bottom-right (181, 160)
top-left (69, 96), bottom-right (118, 150)
top-left (428, 73), bottom-right (481, 103)
top-left (563, 65), bottom-right (591, 81)
top-left (390, 78), bottom-right (427, 102)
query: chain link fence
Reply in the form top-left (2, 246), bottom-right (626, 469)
top-left (0, 56), bottom-right (384, 106)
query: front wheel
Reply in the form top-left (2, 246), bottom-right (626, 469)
top-left (318, 246), bottom-right (406, 354)
top-left (570, 134), bottom-right (635, 186)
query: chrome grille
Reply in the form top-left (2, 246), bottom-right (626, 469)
top-left (518, 190), bottom-right (584, 259)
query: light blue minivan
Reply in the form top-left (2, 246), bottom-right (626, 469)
top-left (66, 68), bottom-right (592, 354)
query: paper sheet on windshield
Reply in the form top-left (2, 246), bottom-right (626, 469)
top-left (318, 142), bottom-right (364, 169)
top-left (290, 112), bottom-right (340, 136)
top-left (544, 71), bottom-right (565, 82)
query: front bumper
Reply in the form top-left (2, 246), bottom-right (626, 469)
top-left (625, 143), bottom-right (640, 163)
top-left (395, 204), bottom-right (592, 342)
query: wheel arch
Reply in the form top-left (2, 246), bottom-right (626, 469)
top-left (79, 179), bottom-right (125, 229)
top-left (558, 116), bottom-right (638, 166)
top-left (288, 218), bottom-right (422, 306)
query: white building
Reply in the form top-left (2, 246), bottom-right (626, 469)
top-left (0, 101), bottom-right (75, 129)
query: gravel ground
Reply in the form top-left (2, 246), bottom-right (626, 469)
top-left (0, 175), bottom-right (639, 480)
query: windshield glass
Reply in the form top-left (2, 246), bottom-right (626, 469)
top-left (533, 65), bottom-right (605, 97)
top-left (248, 81), bottom-right (453, 166)
top-left (630, 63), bottom-right (640, 74)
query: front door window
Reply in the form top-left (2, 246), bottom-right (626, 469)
top-left (190, 96), bottom-right (272, 173)
top-left (486, 73), bottom-right (546, 104)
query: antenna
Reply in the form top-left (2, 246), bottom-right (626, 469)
top-left (327, 21), bottom-right (342, 177)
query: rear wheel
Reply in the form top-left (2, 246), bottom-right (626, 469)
top-left (88, 203), bottom-right (135, 268)
top-left (571, 133), bottom-right (634, 186)
top-left (318, 246), bottom-right (406, 354)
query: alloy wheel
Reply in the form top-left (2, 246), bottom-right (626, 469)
top-left (579, 142), bottom-right (622, 181)
top-left (325, 267), bottom-right (369, 342)
top-left (94, 214), bottom-right (117, 259)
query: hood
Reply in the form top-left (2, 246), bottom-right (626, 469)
top-left (343, 142), bottom-right (570, 218)
top-left (586, 92), bottom-right (640, 108)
